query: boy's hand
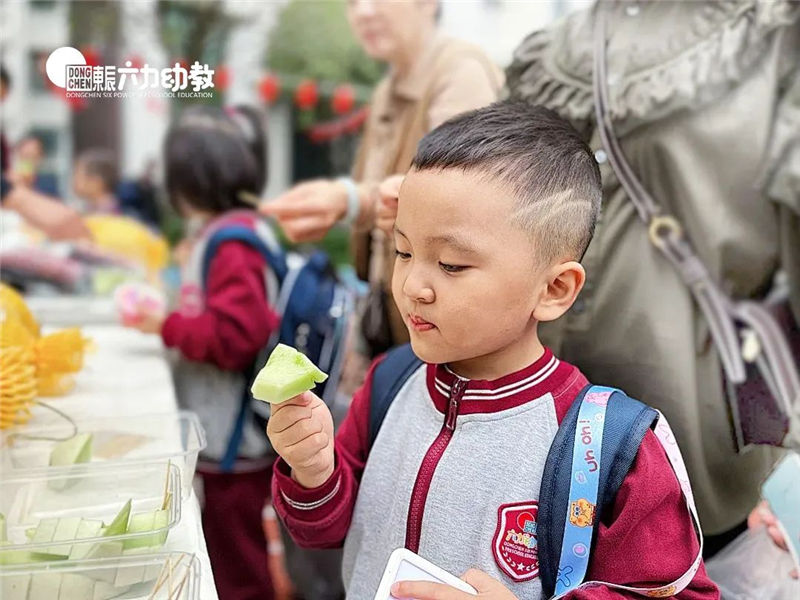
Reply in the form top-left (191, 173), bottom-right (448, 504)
top-left (391, 569), bottom-right (518, 599)
top-left (267, 391), bottom-right (335, 489)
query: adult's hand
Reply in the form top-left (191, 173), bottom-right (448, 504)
top-left (748, 500), bottom-right (798, 578)
top-left (375, 174), bottom-right (404, 236)
top-left (4, 185), bottom-right (91, 241)
top-left (259, 179), bottom-right (348, 243)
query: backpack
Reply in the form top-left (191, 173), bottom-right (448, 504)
top-left (369, 344), bottom-right (701, 598)
top-left (201, 223), bottom-right (354, 471)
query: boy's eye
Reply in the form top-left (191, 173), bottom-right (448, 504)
top-left (439, 262), bottom-right (467, 273)
top-left (395, 250), bottom-right (412, 260)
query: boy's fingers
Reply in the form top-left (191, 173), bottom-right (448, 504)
top-left (267, 406), bottom-right (315, 438)
top-left (391, 580), bottom-right (466, 600)
top-left (269, 392), bottom-right (315, 415)
top-left (461, 568), bottom-right (493, 588)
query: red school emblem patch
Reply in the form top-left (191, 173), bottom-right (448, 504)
top-left (492, 502), bottom-right (540, 582)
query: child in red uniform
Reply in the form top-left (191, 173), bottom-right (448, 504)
top-left (266, 101), bottom-right (720, 599)
top-left (129, 107), bottom-right (277, 600)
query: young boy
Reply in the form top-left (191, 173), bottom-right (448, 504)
top-left (268, 101), bottom-right (719, 599)
top-left (72, 148), bottom-right (120, 214)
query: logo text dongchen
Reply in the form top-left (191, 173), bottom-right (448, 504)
top-left (64, 61), bottom-right (215, 95)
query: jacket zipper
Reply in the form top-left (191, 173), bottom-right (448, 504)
top-left (405, 378), bottom-right (467, 552)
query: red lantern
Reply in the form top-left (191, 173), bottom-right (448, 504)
top-left (258, 73), bottom-right (281, 104)
top-left (294, 79), bottom-right (318, 111)
top-left (215, 65), bottom-right (230, 91)
top-left (80, 45), bottom-right (101, 67)
top-left (331, 84), bottom-right (355, 115)
top-left (125, 54), bottom-right (144, 70)
top-left (172, 57), bottom-right (189, 72)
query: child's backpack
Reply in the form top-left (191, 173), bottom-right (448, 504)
top-left (201, 221), bottom-right (354, 472)
top-left (369, 344), bottom-right (702, 599)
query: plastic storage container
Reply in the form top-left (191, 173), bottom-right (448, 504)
top-left (1, 412), bottom-right (206, 499)
top-left (0, 462), bottom-right (181, 560)
top-left (0, 551), bottom-right (200, 599)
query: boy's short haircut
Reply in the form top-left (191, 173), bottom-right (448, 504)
top-left (77, 148), bottom-right (119, 194)
top-left (411, 100), bottom-right (602, 263)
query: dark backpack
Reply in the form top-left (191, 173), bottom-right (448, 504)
top-left (368, 344), bottom-right (658, 598)
top-left (201, 223), bottom-right (354, 471)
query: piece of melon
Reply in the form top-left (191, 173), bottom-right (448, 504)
top-left (68, 519), bottom-right (105, 560)
top-left (31, 518), bottom-right (59, 544)
top-left (48, 433), bottom-right (93, 491)
top-left (28, 573), bottom-right (62, 599)
top-left (104, 499), bottom-right (131, 537)
top-left (251, 344), bottom-right (328, 404)
top-left (1, 574), bottom-right (30, 600)
top-left (48, 517), bottom-right (82, 554)
top-left (93, 580), bottom-right (128, 600)
top-left (84, 542), bottom-right (124, 583)
top-left (58, 574), bottom-right (94, 600)
top-left (49, 433), bottom-right (93, 467)
top-left (122, 510), bottom-right (168, 550)
top-left (0, 547), bottom-right (68, 565)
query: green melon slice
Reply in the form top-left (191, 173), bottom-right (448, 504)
top-left (0, 547), bottom-right (68, 565)
top-left (103, 499), bottom-right (131, 537)
top-left (31, 518), bottom-right (59, 544)
top-left (49, 433), bottom-right (93, 467)
top-left (68, 520), bottom-right (105, 560)
top-left (48, 517), bottom-right (82, 554)
top-left (48, 433), bottom-right (93, 491)
top-left (28, 572), bottom-right (62, 598)
top-left (58, 574), bottom-right (94, 600)
top-left (122, 510), bottom-right (168, 550)
top-left (1, 574), bottom-right (30, 600)
top-left (251, 344), bottom-right (328, 404)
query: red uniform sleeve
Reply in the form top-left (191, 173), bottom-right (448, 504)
top-left (270, 357), bottom-right (381, 549)
top-left (161, 241), bottom-right (278, 372)
top-left (565, 430), bottom-right (719, 599)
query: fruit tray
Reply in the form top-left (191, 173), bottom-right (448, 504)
top-left (0, 462), bottom-right (181, 565)
top-left (1, 412), bottom-right (206, 499)
top-left (0, 551), bottom-right (200, 599)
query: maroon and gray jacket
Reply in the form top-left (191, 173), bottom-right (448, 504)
top-left (272, 349), bottom-right (719, 599)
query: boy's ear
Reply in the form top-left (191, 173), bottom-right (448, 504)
top-left (532, 261), bottom-right (586, 323)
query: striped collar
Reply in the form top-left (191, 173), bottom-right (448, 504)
top-left (425, 348), bottom-right (576, 415)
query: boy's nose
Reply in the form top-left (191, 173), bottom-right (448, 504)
top-left (402, 271), bottom-right (434, 304)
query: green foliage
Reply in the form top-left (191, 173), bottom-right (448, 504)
top-left (267, 0), bottom-right (383, 87)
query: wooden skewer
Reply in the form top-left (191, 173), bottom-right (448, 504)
top-left (237, 191), bottom-right (262, 208)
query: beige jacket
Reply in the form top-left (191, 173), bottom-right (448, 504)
top-left (352, 34), bottom-right (504, 344)
top-left (507, 0), bottom-right (800, 534)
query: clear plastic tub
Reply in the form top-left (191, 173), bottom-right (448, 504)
top-left (0, 462), bottom-right (181, 560)
top-left (1, 412), bottom-right (206, 499)
top-left (0, 551), bottom-right (200, 599)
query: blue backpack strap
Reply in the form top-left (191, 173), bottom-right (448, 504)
top-left (200, 224), bottom-right (286, 472)
top-left (539, 385), bottom-right (658, 598)
top-left (201, 224), bottom-right (287, 287)
top-left (368, 344), bottom-right (423, 449)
